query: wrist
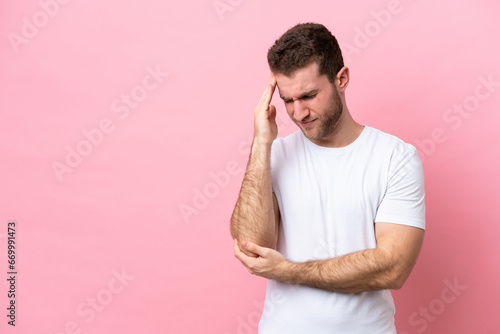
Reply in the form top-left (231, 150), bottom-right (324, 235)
top-left (251, 137), bottom-right (273, 155)
top-left (253, 136), bottom-right (273, 147)
top-left (277, 260), bottom-right (294, 284)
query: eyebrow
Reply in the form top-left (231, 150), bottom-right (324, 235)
top-left (280, 89), bottom-right (319, 101)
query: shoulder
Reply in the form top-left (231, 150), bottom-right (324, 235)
top-left (365, 126), bottom-right (418, 163)
top-left (366, 127), bottom-right (414, 150)
top-left (365, 127), bottom-right (424, 189)
top-left (272, 130), bottom-right (303, 147)
top-left (271, 131), bottom-right (304, 157)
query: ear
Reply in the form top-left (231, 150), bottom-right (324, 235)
top-left (336, 67), bottom-right (350, 93)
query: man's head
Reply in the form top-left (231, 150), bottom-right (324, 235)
top-left (267, 23), bottom-right (350, 147)
top-left (267, 23), bottom-right (344, 84)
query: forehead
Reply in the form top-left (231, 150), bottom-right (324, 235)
top-left (276, 62), bottom-right (330, 97)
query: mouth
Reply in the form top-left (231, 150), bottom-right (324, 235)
top-left (300, 119), bottom-right (316, 128)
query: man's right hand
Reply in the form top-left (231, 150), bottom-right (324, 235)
top-left (253, 74), bottom-right (278, 146)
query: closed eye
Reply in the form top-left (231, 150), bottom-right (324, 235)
top-left (302, 94), bottom-right (316, 100)
top-left (282, 94), bottom-right (316, 103)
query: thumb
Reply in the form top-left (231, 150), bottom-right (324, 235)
top-left (242, 241), bottom-right (265, 256)
top-left (268, 105), bottom-right (277, 120)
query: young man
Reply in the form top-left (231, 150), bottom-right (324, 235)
top-left (230, 23), bottom-right (425, 333)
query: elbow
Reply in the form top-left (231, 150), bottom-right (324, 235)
top-left (375, 256), bottom-right (412, 290)
top-left (229, 219), bottom-right (238, 240)
top-left (229, 206), bottom-right (240, 240)
top-left (386, 267), bottom-right (412, 290)
top-left (388, 276), bottom-right (406, 290)
top-left (376, 249), bottom-right (415, 290)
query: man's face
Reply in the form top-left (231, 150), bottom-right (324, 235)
top-left (276, 62), bottom-right (343, 145)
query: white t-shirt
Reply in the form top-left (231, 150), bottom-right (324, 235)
top-left (258, 126), bottom-right (426, 334)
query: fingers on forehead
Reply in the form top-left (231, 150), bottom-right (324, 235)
top-left (258, 84), bottom-right (271, 107)
top-left (260, 83), bottom-right (276, 108)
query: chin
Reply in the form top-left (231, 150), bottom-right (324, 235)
top-left (303, 130), bottom-right (321, 141)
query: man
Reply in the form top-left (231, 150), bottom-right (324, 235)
top-left (230, 23), bottom-right (425, 333)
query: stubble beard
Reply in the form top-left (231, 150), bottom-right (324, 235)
top-left (303, 89), bottom-right (343, 141)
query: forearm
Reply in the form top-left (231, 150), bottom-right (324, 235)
top-left (280, 248), bottom-right (406, 293)
top-left (230, 139), bottom-right (277, 249)
top-left (235, 220), bottom-right (423, 294)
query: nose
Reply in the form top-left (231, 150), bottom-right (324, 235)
top-left (292, 99), bottom-right (309, 121)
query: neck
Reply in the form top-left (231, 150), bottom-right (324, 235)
top-left (310, 108), bottom-right (364, 148)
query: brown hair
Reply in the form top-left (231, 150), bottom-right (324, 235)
top-left (267, 23), bottom-right (344, 83)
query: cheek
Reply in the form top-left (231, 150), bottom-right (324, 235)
top-left (312, 98), bottom-right (328, 114)
top-left (313, 96), bottom-right (324, 108)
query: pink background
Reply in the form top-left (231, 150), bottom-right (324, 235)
top-left (1, 0), bottom-right (499, 333)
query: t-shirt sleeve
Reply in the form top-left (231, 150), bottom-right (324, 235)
top-left (374, 145), bottom-right (426, 229)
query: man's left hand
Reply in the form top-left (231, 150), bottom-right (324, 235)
top-left (233, 239), bottom-right (288, 281)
